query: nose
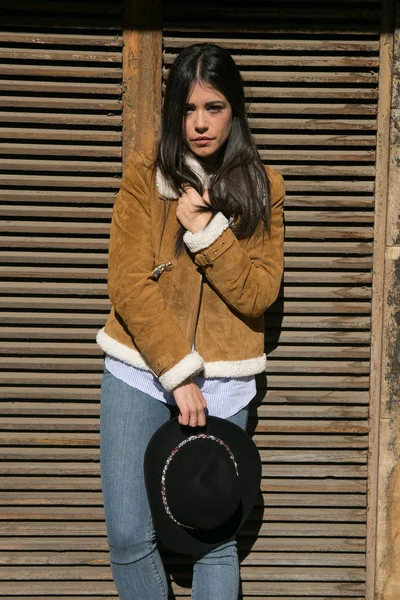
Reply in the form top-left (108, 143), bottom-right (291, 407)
top-left (194, 110), bottom-right (208, 134)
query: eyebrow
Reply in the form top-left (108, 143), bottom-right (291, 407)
top-left (185, 101), bottom-right (226, 108)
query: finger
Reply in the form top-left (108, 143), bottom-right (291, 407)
top-left (188, 410), bottom-right (199, 428)
top-left (197, 407), bottom-right (206, 427)
top-left (179, 407), bottom-right (190, 426)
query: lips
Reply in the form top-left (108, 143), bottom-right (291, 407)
top-left (192, 137), bottom-right (214, 146)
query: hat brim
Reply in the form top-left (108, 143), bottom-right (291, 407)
top-left (144, 416), bottom-right (261, 555)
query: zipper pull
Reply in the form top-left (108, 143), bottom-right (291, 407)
top-left (152, 261), bottom-right (173, 280)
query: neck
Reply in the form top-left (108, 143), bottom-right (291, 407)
top-left (196, 149), bottom-right (223, 175)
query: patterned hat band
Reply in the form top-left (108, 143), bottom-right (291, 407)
top-left (160, 433), bottom-right (240, 530)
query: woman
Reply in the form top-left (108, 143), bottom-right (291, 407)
top-left (97, 43), bottom-right (284, 600)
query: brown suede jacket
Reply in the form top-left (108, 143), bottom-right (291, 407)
top-left (96, 150), bottom-right (285, 392)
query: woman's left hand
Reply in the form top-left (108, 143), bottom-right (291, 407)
top-left (176, 186), bottom-right (212, 233)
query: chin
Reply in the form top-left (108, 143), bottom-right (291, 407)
top-left (191, 146), bottom-right (216, 158)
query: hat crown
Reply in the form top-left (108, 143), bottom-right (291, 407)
top-left (144, 416), bottom-right (262, 555)
top-left (166, 438), bottom-right (241, 530)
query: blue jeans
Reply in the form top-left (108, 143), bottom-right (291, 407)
top-left (100, 367), bottom-right (249, 600)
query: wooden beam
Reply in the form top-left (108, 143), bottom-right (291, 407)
top-left (368, 0), bottom-right (398, 598)
top-left (122, 0), bottom-right (162, 160)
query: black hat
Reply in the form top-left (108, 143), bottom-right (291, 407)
top-left (144, 416), bottom-right (261, 555)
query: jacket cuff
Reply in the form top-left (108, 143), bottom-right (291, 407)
top-left (158, 351), bottom-right (204, 392)
top-left (183, 211), bottom-right (230, 253)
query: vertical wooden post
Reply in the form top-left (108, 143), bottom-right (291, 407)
top-left (369, 1), bottom-right (400, 598)
top-left (122, 0), bottom-right (162, 161)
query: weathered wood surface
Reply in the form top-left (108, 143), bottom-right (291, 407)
top-left (164, 52), bottom-right (379, 68)
top-left (0, 127), bottom-right (122, 141)
top-left (0, 550), bottom-right (365, 567)
top-left (122, 0), bottom-right (162, 158)
top-left (0, 0), bottom-right (384, 597)
top-left (164, 37), bottom-right (379, 51)
top-left (373, 2), bottom-right (400, 599)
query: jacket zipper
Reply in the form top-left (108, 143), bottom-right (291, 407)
top-left (152, 261), bottom-right (173, 280)
top-left (191, 272), bottom-right (203, 351)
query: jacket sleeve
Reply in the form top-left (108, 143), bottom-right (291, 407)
top-left (183, 170), bottom-right (285, 319)
top-left (107, 151), bottom-right (204, 391)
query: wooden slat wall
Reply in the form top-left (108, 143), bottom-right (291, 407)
top-left (161, 0), bottom-right (381, 598)
top-left (0, 1), bottom-right (124, 597)
top-left (0, 1), bottom-right (385, 599)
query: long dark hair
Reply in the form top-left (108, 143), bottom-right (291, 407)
top-left (156, 43), bottom-right (271, 255)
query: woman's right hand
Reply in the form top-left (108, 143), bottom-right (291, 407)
top-left (172, 377), bottom-right (207, 427)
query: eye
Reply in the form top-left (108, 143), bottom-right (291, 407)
top-left (208, 105), bottom-right (223, 113)
top-left (183, 106), bottom-right (194, 115)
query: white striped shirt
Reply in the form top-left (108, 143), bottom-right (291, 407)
top-left (104, 355), bottom-right (256, 419)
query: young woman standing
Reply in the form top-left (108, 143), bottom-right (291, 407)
top-left (97, 43), bottom-right (285, 600)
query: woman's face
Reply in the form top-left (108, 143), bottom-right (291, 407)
top-left (184, 81), bottom-right (233, 162)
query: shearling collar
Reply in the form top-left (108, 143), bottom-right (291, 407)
top-left (156, 153), bottom-right (211, 199)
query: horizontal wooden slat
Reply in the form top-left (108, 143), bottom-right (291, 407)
top-left (0, 209), bottom-right (375, 226)
top-left (250, 118), bottom-right (377, 131)
top-left (253, 133), bottom-right (376, 145)
top-left (0, 296), bottom-right (372, 312)
top-left (248, 104), bottom-right (377, 117)
top-left (0, 414), bottom-right (369, 433)
top-left (0, 329), bottom-right (372, 347)
top-left (0, 220), bottom-right (373, 241)
top-left (259, 150), bottom-right (375, 162)
top-left (164, 37), bottom-right (379, 52)
top-left (0, 446), bottom-right (368, 465)
top-left (164, 66), bottom-right (378, 84)
top-left (0, 176), bottom-right (121, 189)
top-left (0, 432), bottom-right (370, 454)
top-left (165, 5), bottom-right (379, 20)
top-left (0, 98), bottom-right (122, 111)
top-left (245, 87), bottom-right (378, 99)
top-left (0, 268), bottom-right (373, 282)
top-left (0, 505), bottom-right (366, 523)
top-left (1, 159), bottom-right (121, 172)
top-left (0, 281), bottom-right (372, 299)
top-left (0, 313), bottom-right (372, 328)
top-left (178, 581), bottom-right (365, 596)
top-left (0, 32), bottom-right (123, 46)
top-left (0, 80), bottom-right (121, 95)
top-left (1, 474), bottom-right (367, 494)
top-left (0, 520), bottom-right (366, 537)
top-left (2, 1), bottom-right (121, 15)
top-left (0, 550), bottom-right (365, 567)
top-left (0, 535), bottom-right (365, 553)
top-left (0, 128), bottom-right (122, 142)
top-left (165, 21), bottom-right (379, 34)
top-left (0, 391), bottom-right (370, 411)
top-left (0, 143), bottom-right (121, 157)
top-left (0, 191), bottom-right (116, 204)
top-left (0, 491), bottom-right (366, 507)
top-left (0, 203), bottom-right (375, 221)
top-left (0, 238), bottom-right (373, 254)
top-left (0, 49), bottom-right (122, 62)
top-left (0, 430), bottom-right (369, 450)
top-left (0, 65), bottom-right (122, 78)
top-left (0, 113), bottom-right (121, 126)
top-left (0, 596), bottom-right (364, 600)
top-left (0, 357), bottom-right (370, 376)
top-left (0, 564), bottom-right (366, 582)
top-left (0, 580), bottom-right (367, 597)
top-left (164, 52), bottom-right (379, 68)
